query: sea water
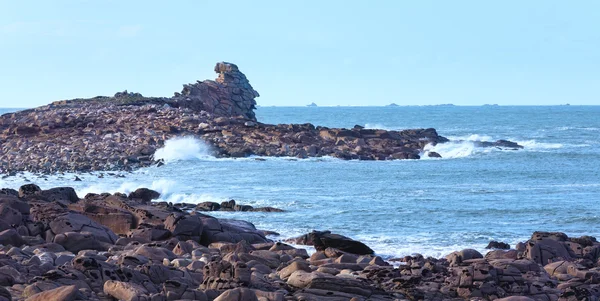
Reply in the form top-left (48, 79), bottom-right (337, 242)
top-left (1, 105), bottom-right (599, 259)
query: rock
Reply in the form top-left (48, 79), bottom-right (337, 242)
top-left (173, 62), bottom-right (259, 121)
top-left (486, 240), bottom-right (511, 249)
top-left (196, 202), bottom-right (221, 211)
top-left (287, 230), bottom-right (374, 255)
top-left (0, 229), bottom-right (24, 247)
top-left (200, 216), bottom-right (269, 245)
top-left (19, 184), bottom-right (41, 197)
top-left (38, 187), bottom-right (79, 203)
top-left (134, 244), bottom-right (177, 262)
top-left (164, 213), bottom-right (203, 240)
top-left (445, 249), bottom-right (483, 266)
top-left (128, 188), bottom-right (160, 203)
top-left (24, 285), bottom-right (78, 301)
top-left (53, 231), bottom-right (110, 253)
top-left (496, 297), bottom-right (535, 301)
top-left (428, 151), bottom-right (442, 158)
top-left (0, 203), bottom-right (23, 226)
top-left (0, 287), bottom-right (10, 301)
top-left (214, 288), bottom-right (259, 301)
top-left (278, 261), bottom-right (312, 280)
top-left (103, 280), bottom-right (149, 301)
top-left (49, 212), bottom-right (118, 244)
top-left (523, 231), bottom-right (575, 265)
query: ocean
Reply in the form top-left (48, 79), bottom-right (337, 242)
top-left (1, 105), bottom-right (599, 259)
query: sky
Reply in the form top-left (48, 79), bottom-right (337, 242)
top-left (0, 1), bottom-right (599, 107)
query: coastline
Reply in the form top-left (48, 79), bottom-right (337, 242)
top-left (0, 62), bottom-right (524, 175)
top-left (0, 183), bottom-right (597, 300)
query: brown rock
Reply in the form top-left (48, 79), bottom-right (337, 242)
top-left (128, 188), bottom-right (160, 203)
top-left (103, 280), bottom-right (149, 301)
top-left (24, 285), bottom-right (78, 301)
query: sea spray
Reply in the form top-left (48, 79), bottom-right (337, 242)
top-left (153, 137), bottom-right (213, 162)
top-left (423, 141), bottom-right (478, 159)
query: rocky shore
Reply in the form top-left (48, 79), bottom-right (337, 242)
top-left (0, 62), bottom-right (522, 174)
top-left (0, 184), bottom-right (597, 301)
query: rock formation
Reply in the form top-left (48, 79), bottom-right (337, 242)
top-left (0, 184), bottom-right (599, 300)
top-left (0, 61), bottom-right (523, 174)
top-left (173, 62), bottom-right (259, 121)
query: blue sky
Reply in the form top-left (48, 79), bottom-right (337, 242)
top-left (1, 1), bottom-right (598, 107)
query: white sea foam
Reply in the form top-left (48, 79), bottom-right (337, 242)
top-left (364, 123), bottom-right (393, 131)
top-left (422, 141), bottom-right (480, 159)
top-left (153, 137), bottom-right (213, 162)
top-left (513, 140), bottom-right (564, 150)
top-left (445, 134), bottom-right (494, 142)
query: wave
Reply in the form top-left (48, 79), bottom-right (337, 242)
top-left (445, 134), bottom-right (494, 142)
top-left (513, 140), bottom-right (564, 150)
top-left (420, 133), bottom-right (583, 159)
top-left (364, 123), bottom-right (393, 131)
top-left (153, 137), bottom-right (213, 162)
top-left (557, 126), bottom-right (600, 132)
top-left (422, 141), bottom-right (480, 159)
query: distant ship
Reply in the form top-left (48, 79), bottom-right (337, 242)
top-left (307, 102), bottom-right (318, 107)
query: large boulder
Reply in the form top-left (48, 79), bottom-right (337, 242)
top-left (53, 231), bottom-right (111, 253)
top-left (285, 230), bottom-right (374, 255)
top-left (18, 184), bottom-right (41, 198)
top-left (199, 215), bottom-right (269, 246)
top-left (164, 213), bottom-right (203, 241)
top-left (103, 280), bottom-right (149, 301)
top-left (523, 232), bottom-right (575, 265)
top-left (24, 285), bottom-right (78, 301)
top-left (68, 201), bottom-right (135, 235)
top-left (38, 187), bottom-right (79, 204)
top-left (0, 229), bottom-right (24, 247)
top-left (172, 62), bottom-right (259, 121)
top-left (48, 212), bottom-right (118, 245)
top-left (128, 188), bottom-right (160, 204)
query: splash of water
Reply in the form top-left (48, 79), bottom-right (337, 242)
top-left (153, 137), bottom-right (212, 162)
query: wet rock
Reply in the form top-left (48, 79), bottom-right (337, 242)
top-left (128, 188), bottom-right (160, 204)
top-left (486, 241), bottom-right (511, 249)
top-left (428, 151), bottom-right (442, 158)
top-left (286, 230), bottom-right (374, 255)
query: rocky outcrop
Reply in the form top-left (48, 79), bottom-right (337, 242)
top-left (173, 62), bottom-right (259, 121)
top-left (0, 61), bottom-right (523, 174)
top-left (195, 199), bottom-right (284, 213)
top-left (0, 184), bottom-right (599, 300)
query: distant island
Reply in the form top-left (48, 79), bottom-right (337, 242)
top-left (387, 103), bottom-right (399, 107)
top-left (306, 102), bottom-right (318, 107)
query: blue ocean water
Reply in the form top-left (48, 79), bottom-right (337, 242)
top-left (1, 106), bottom-right (599, 258)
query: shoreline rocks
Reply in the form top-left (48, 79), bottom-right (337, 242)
top-left (0, 61), bottom-right (523, 174)
top-left (0, 184), bottom-right (598, 300)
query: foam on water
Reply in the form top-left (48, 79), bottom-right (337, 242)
top-left (2, 106), bottom-right (600, 260)
top-left (153, 137), bottom-right (213, 162)
top-left (422, 141), bottom-right (478, 159)
top-left (364, 123), bottom-right (392, 131)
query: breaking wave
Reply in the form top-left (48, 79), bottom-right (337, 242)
top-left (153, 137), bottom-right (213, 162)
